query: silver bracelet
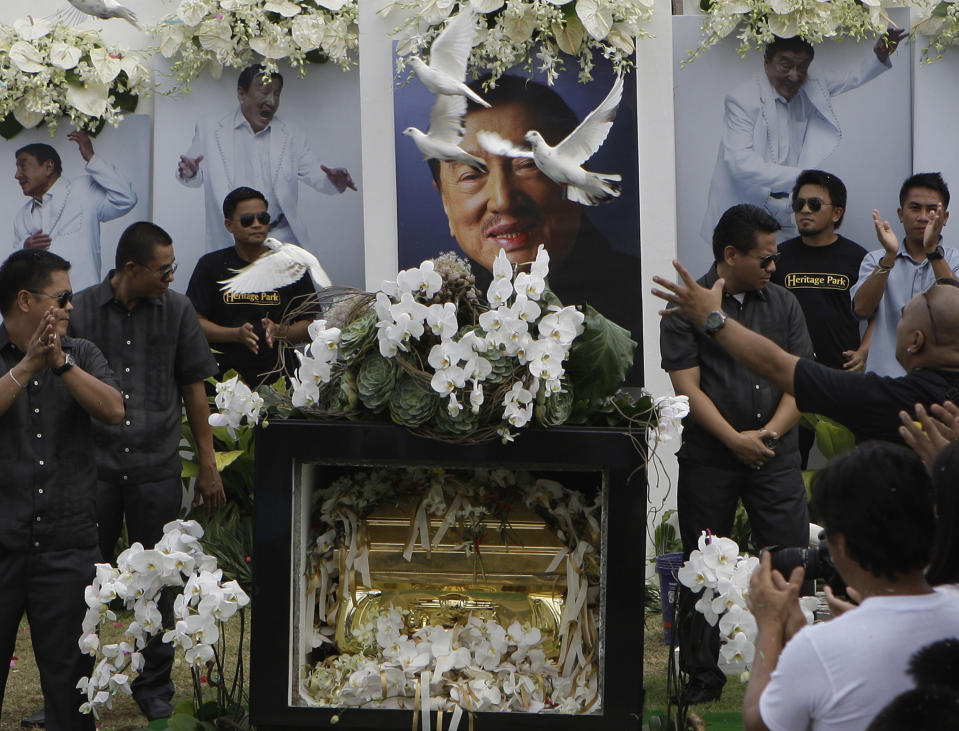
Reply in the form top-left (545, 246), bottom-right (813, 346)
top-left (7, 369), bottom-right (24, 389)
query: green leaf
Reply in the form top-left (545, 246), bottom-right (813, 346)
top-left (813, 415), bottom-right (856, 460)
top-left (932, 1), bottom-right (951, 18)
top-left (0, 114), bottom-right (24, 141)
top-left (114, 89), bottom-right (139, 114)
top-left (181, 459), bottom-right (199, 478)
top-left (173, 700), bottom-right (194, 716)
top-left (565, 304), bottom-right (637, 403)
top-left (215, 449), bottom-right (244, 472)
top-left (167, 714), bottom-right (202, 731)
top-left (195, 700), bottom-right (220, 722)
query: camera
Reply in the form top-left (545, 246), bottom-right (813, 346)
top-left (763, 531), bottom-right (846, 596)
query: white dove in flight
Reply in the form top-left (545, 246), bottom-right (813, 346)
top-left (403, 94), bottom-right (487, 172)
top-left (476, 74), bottom-right (625, 206)
top-left (219, 238), bottom-right (332, 294)
top-left (409, 9), bottom-right (490, 109)
top-left (62, 0), bottom-right (140, 28)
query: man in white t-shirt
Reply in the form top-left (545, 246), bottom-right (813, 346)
top-left (742, 441), bottom-right (959, 731)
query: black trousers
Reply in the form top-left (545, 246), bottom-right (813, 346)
top-left (97, 477), bottom-right (182, 704)
top-left (0, 546), bottom-right (99, 731)
top-left (676, 456), bottom-right (809, 690)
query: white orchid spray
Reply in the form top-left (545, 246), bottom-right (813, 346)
top-left (157, 0), bottom-right (358, 86)
top-left (0, 19), bottom-right (148, 137)
top-left (77, 520), bottom-right (250, 718)
top-left (689, 0), bottom-right (898, 63)
top-left (678, 531), bottom-right (818, 679)
top-left (388, 0), bottom-right (651, 85)
top-left (208, 374), bottom-right (265, 437)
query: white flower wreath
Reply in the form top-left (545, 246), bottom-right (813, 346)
top-left (157, 0), bottom-right (359, 87)
top-left (0, 19), bottom-right (148, 138)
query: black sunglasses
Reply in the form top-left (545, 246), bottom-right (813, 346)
top-left (139, 260), bottom-right (178, 281)
top-left (746, 252), bottom-right (781, 269)
top-left (239, 212), bottom-right (271, 228)
top-left (792, 197), bottom-right (834, 213)
top-left (27, 289), bottom-right (73, 308)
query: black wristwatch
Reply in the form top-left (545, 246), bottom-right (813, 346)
top-left (52, 353), bottom-right (75, 376)
top-left (927, 245), bottom-right (945, 261)
top-left (705, 310), bottom-right (727, 337)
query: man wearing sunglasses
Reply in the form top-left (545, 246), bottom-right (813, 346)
top-left (187, 187), bottom-right (316, 386)
top-left (0, 249), bottom-right (123, 729)
top-left (660, 204), bottom-right (813, 704)
top-left (61, 222), bottom-right (224, 722)
top-left (176, 64), bottom-right (356, 253)
top-left (851, 172), bottom-right (959, 378)
top-left (771, 170), bottom-right (869, 465)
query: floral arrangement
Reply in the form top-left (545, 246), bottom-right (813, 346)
top-left (157, 0), bottom-right (359, 86)
top-left (0, 18), bottom-right (148, 139)
top-left (276, 248), bottom-right (640, 444)
top-left (77, 520), bottom-right (250, 719)
top-left (388, 0), bottom-right (652, 85)
top-left (689, 0), bottom-right (895, 62)
top-left (302, 466), bottom-right (602, 714)
top-left (915, 1), bottom-right (959, 61)
top-left (677, 531), bottom-right (817, 678)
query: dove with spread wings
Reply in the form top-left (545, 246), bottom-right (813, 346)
top-left (219, 238), bottom-right (332, 294)
top-left (403, 9), bottom-right (490, 171)
top-left (476, 74), bottom-right (624, 206)
top-left (60, 0), bottom-right (140, 28)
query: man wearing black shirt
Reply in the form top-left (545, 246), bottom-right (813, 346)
top-left (772, 170), bottom-right (868, 464)
top-left (187, 187), bottom-right (316, 386)
top-left (0, 249), bottom-right (123, 730)
top-left (660, 205), bottom-right (813, 703)
top-left (653, 263), bottom-right (959, 447)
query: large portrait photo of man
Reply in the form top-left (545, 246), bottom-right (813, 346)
top-left (393, 56), bottom-right (642, 381)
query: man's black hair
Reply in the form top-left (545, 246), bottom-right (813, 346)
top-left (899, 171), bottom-right (950, 209)
top-left (0, 249), bottom-right (71, 315)
top-left (711, 204), bottom-right (781, 262)
top-left (222, 186), bottom-right (267, 220)
top-left (812, 441), bottom-right (935, 580)
top-left (427, 73), bottom-right (580, 185)
top-left (908, 638), bottom-right (959, 691)
top-left (792, 169), bottom-right (847, 228)
top-left (866, 686), bottom-right (959, 731)
top-left (927, 440), bottom-right (959, 585)
top-left (15, 143), bottom-right (62, 176)
top-left (238, 64), bottom-right (284, 92)
top-left (115, 222), bottom-right (173, 270)
top-left (764, 36), bottom-right (815, 63)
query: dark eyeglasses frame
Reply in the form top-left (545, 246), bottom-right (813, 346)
top-left (27, 289), bottom-right (73, 308)
top-left (923, 278), bottom-right (959, 346)
top-left (745, 252), bottom-right (781, 270)
top-left (792, 197), bottom-right (834, 214)
top-left (139, 260), bottom-right (178, 281)
top-left (239, 212), bottom-right (271, 228)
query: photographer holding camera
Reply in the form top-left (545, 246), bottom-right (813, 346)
top-left (742, 442), bottom-right (959, 731)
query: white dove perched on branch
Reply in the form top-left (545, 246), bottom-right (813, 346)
top-left (61, 0), bottom-right (140, 28)
top-left (219, 238), bottom-right (332, 293)
top-left (476, 74), bottom-right (625, 206)
top-left (409, 9), bottom-right (490, 109)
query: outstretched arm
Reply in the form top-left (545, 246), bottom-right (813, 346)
top-left (652, 261), bottom-right (799, 394)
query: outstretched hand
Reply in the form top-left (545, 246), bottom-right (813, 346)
top-left (874, 28), bottom-right (907, 63)
top-left (899, 401), bottom-right (959, 472)
top-left (322, 164), bottom-right (357, 192)
top-left (651, 261), bottom-right (724, 327)
top-left (67, 130), bottom-right (94, 162)
top-left (872, 209), bottom-right (899, 258)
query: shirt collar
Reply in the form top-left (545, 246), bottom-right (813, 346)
top-left (100, 271), bottom-right (165, 309)
top-left (896, 237), bottom-right (944, 264)
top-left (234, 106), bottom-right (271, 136)
top-left (31, 178), bottom-right (60, 209)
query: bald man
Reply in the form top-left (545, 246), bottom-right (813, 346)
top-left (653, 263), bottom-right (959, 443)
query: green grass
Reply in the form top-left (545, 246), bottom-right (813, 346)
top-left (2, 612), bottom-right (248, 731)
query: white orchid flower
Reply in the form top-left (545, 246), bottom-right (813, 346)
top-left (526, 338), bottom-right (566, 381)
top-left (426, 302), bottom-right (458, 338)
top-left (695, 587), bottom-right (720, 625)
top-left (718, 631), bottom-right (755, 675)
top-left (677, 552), bottom-right (715, 593)
top-left (718, 603), bottom-right (757, 640)
top-left (537, 306), bottom-right (584, 346)
top-left (701, 536), bottom-right (740, 578)
top-left (292, 15), bottom-right (327, 51)
top-left (185, 642), bottom-right (216, 667)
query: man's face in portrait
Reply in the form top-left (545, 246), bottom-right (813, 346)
top-left (435, 102), bottom-right (582, 273)
top-left (898, 186), bottom-right (949, 247)
top-left (14, 152), bottom-right (56, 200)
top-left (764, 50), bottom-right (813, 101)
top-left (794, 183), bottom-right (842, 237)
top-left (238, 76), bottom-right (283, 133)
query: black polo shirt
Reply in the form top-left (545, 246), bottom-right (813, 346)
top-left (0, 327), bottom-right (118, 552)
top-left (660, 264), bottom-right (814, 469)
top-left (70, 277), bottom-right (217, 483)
top-left (794, 358), bottom-right (959, 442)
